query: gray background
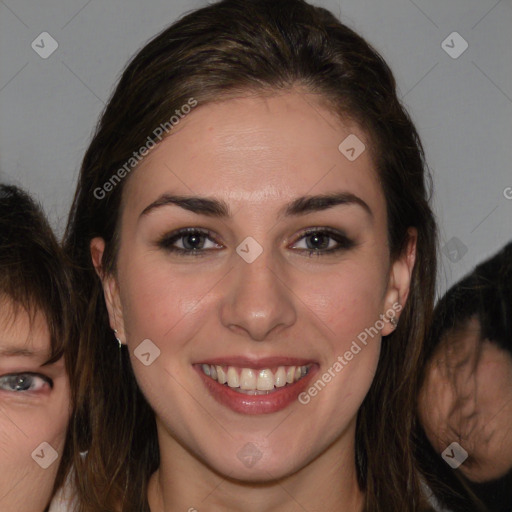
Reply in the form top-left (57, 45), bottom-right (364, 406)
top-left (0, 0), bottom-right (511, 295)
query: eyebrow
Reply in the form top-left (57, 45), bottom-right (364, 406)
top-left (139, 192), bottom-right (373, 220)
top-left (0, 347), bottom-right (38, 358)
top-left (0, 343), bottom-right (53, 360)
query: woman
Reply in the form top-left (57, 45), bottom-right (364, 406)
top-left (64, 0), bottom-right (438, 510)
top-left (0, 184), bottom-right (73, 511)
top-left (417, 241), bottom-right (512, 512)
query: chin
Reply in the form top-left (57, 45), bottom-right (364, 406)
top-left (203, 447), bottom-right (308, 483)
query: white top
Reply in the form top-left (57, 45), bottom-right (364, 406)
top-left (421, 478), bottom-right (454, 512)
top-left (48, 470), bottom-right (77, 512)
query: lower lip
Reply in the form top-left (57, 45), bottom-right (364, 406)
top-left (195, 365), bottom-right (318, 415)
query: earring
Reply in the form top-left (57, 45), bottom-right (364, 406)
top-left (114, 329), bottom-right (122, 349)
top-left (389, 316), bottom-right (398, 329)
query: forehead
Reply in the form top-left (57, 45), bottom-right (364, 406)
top-left (0, 298), bottom-right (51, 358)
top-left (122, 91), bottom-right (385, 222)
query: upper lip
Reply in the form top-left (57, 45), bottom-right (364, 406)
top-left (195, 356), bottom-right (316, 369)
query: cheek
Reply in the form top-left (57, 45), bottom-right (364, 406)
top-left (0, 401), bottom-right (69, 504)
top-left (120, 259), bottom-right (217, 349)
top-left (298, 260), bottom-right (389, 342)
top-left (1, 398), bottom-right (70, 455)
top-left (297, 278), bottom-right (385, 411)
top-left (0, 417), bottom-right (28, 466)
top-left (293, 262), bottom-right (388, 417)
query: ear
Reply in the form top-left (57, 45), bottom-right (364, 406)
top-left (90, 237), bottom-right (126, 344)
top-left (381, 227), bottom-right (417, 336)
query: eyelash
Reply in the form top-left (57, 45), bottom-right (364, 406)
top-left (0, 372), bottom-right (53, 393)
top-left (157, 227), bottom-right (355, 258)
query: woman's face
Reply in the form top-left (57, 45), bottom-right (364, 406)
top-left (419, 316), bottom-right (512, 483)
top-left (0, 300), bottom-right (70, 510)
top-left (94, 91), bottom-right (414, 481)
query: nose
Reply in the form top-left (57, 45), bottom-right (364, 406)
top-left (219, 248), bottom-right (297, 341)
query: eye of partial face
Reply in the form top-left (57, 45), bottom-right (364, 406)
top-left (0, 372), bottom-right (53, 393)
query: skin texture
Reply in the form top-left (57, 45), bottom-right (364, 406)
top-left (0, 300), bottom-right (70, 511)
top-left (92, 91), bottom-right (416, 512)
top-left (419, 316), bottom-right (512, 483)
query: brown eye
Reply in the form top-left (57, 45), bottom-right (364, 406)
top-left (175, 232), bottom-right (207, 250)
top-left (158, 228), bottom-right (223, 256)
top-left (291, 228), bottom-right (355, 257)
top-left (304, 232), bottom-right (334, 250)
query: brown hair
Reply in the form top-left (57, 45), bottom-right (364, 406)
top-left (0, 184), bottom-right (74, 507)
top-left (64, 1), bottom-right (438, 510)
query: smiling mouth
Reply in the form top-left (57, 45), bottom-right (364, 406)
top-left (199, 364), bottom-right (312, 395)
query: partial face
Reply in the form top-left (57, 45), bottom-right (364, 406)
top-left (95, 92), bottom-right (413, 481)
top-left (0, 300), bottom-right (70, 510)
top-left (418, 316), bottom-right (512, 482)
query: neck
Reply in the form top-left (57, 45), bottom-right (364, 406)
top-left (147, 420), bottom-right (365, 512)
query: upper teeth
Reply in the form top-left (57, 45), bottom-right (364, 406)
top-left (201, 364), bottom-right (309, 391)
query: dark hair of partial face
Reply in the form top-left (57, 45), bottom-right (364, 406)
top-left (415, 240), bottom-right (512, 511)
top-left (422, 241), bottom-right (511, 364)
top-left (0, 183), bottom-right (74, 502)
top-left (63, 1), bottom-right (438, 510)
top-left (0, 184), bottom-right (73, 365)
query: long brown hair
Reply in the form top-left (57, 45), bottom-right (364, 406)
top-left (63, 1), bottom-right (438, 510)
